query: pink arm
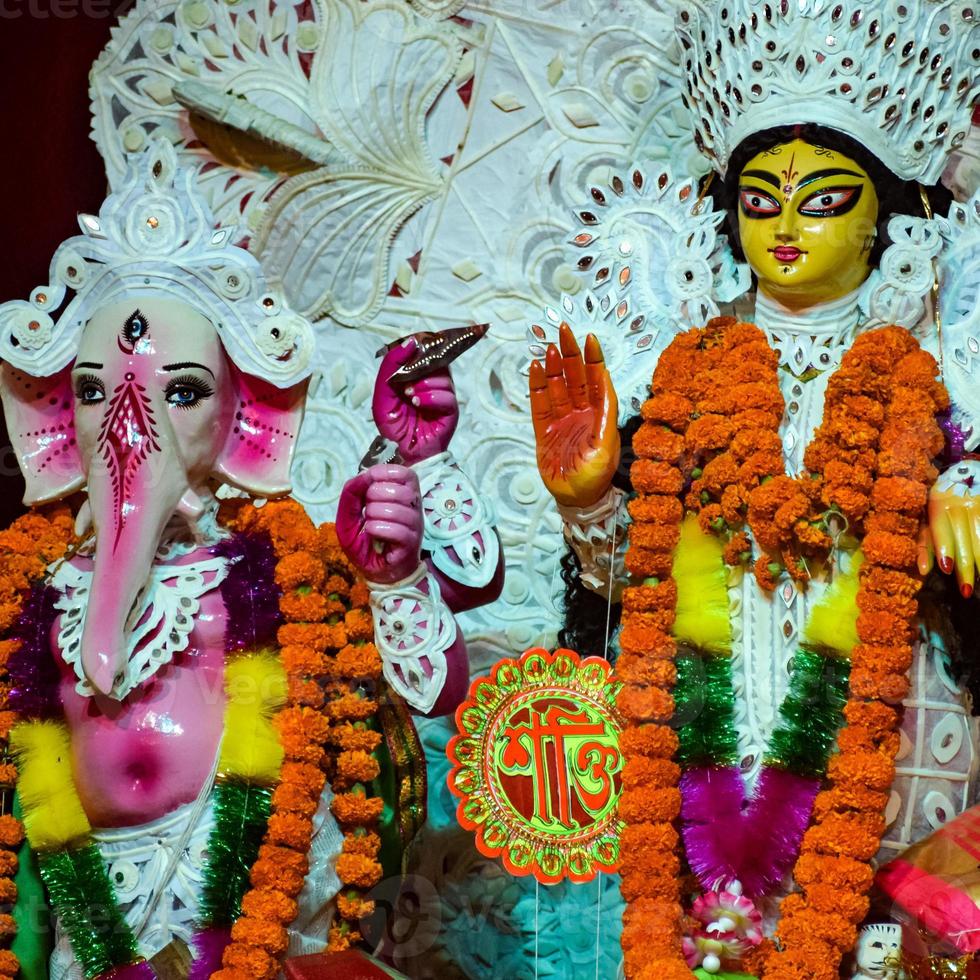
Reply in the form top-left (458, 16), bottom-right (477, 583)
top-left (424, 539), bottom-right (504, 613)
top-left (337, 464), bottom-right (473, 715)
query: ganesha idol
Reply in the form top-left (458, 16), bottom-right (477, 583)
top-left (528, 0), bottom-right (980, 976)
top-left (0, 140), bottom-right (501, 980)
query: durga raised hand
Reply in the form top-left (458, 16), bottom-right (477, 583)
top-left (529, 324), bottom-right (627, 603)
top-left (529, 324), bottom-right (620, 508)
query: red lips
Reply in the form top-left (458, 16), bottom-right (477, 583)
top-left (771, 246), bottom-right (803, 263)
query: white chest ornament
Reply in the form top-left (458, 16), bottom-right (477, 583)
top-left (52, 542), bottom-right (229, 700)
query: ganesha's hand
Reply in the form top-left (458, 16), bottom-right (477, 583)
top-left (924, 460), bottom-right (980, 597)
top-left (530, 324), bottom-right (620, 508)
top-left (373, 339), bottom-right (458, 465)
top-left (337, 464), bottom-right (423, 584)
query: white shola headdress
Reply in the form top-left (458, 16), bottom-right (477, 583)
top-left (0, 139), bottom-right (315, 386)
top-left (679, 0), bottom-right (980, 182)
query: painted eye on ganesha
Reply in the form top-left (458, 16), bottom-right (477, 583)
top-left (527, 1), bottom-right (980, 977)
top-left (0, 141), bottom-right (503, 978)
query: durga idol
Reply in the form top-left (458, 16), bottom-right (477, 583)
top-left (529, 1), bottom-right (980, 977)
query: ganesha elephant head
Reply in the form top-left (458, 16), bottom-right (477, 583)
top-left (0, 140), bottom-right (315, 696)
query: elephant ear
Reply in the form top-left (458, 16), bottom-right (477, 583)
top-left (214, 366), bottom-right (307, 497)
top-left (0, 363), bottom-right (84, 505)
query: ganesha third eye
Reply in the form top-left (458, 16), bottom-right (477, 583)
top-left (0, 0), bottom-right (979, 978)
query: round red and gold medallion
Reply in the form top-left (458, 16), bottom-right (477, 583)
top-left (447, 647), bottom-right (624, 885)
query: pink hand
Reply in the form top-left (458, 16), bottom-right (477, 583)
top-left (337, 464), bottom-right (424, 584)
top-left (373, 339), bottom-right (459, 464)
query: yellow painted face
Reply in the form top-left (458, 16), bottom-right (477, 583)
top-left (737, 138), bottom-right (879, 309)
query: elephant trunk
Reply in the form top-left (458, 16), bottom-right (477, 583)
top-left (79, 379), bottom-right (187, 696)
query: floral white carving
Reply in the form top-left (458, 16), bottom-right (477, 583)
top-left (52, 554), bottom-right (229, 700)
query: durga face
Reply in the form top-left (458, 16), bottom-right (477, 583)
top-left (736, 138), bottom-right (879, 309)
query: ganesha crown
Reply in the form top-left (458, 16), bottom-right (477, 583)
top-left (679, 0), bottom-right (980, 183)
top-left (0, 139), bottom-right (314, 386)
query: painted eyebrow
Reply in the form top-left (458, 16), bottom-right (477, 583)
top-left (740, 169), bottom-right (781, 189)
top-left (161, 361), bottom-right (216, 378)
top-left (75, 361), bottom-right (104, 370)
top-left (798, 168), bottom-right (865, 188)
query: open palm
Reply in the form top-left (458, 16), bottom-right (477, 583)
top-left (529, 324), bottom-right (620, 508)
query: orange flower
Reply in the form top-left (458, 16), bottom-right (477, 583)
top-left (221, 942), bottom-right (277, 979)
top-left (266, 812), bottom-right (314, 852)
top-left (335, 750), bottom-right (381, 785)
top-left (240, 887), bottom-right (299, 925)
top-left (327, 923), bottom-right (359, 952)
top-left (271, 782), bottom-right (319, 819)
top-left (279, 590), bottom-right (328, 624)
top-left (274, 552), bottom-right (325, 591)
top-left (628, 495), bottom-right (684, 525)
top-left (342, 830), bottom-right (382, 857)
top-left (843, 700), bottom-right (900, 738)
top-left (332, 643), bottom-right (383, 681)
top-left (337, 892), bottom-right (375, 922)
top-left (329, 692), bottom-right (379, 723)
top-left (621, 580), bottom-right (678, 613)
top-left (619, 724), bottom-right (678, 760)
top-left (0, 951), bottom-right (18, 979)
top-left (617, 686), bottom-right (675, 723)
top-left (617, 623), bottom-right (675, 659)
top-left (0, 817), bottom-right (23, 849)
top-left (249, 858), bottom-right (306, 897)
top-left (336, 853), bottom-right (383, 890)
top-left (615, 655), bottom-right (676, 688)
top-left (619, 758), bottom-right (682, 794)
top-left (633, 425), bottom-right (686, 463)
top-left (279, 644), bottom-right (326, 677)
top-left (332, 792), bottom-right (384, 826)
top-left (630, 460), bottom-right (684, 495)
top-left (343, 608), bottom-right (374, 643)
top-left (623, 547), bottom-right (675, 580)
top-left (230, 916), bottom-right (289, 955)
top-left (641, 393), bottom-right (695, 430)
top-left (628, 523), bottom-right (681, 553)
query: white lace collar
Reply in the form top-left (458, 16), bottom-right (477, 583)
top-left (51, 497), bottom-right (233, 701)
top-left (754, 287), bottom-right (864, 378)
top-left (52, 553), bottom-right (230, 701)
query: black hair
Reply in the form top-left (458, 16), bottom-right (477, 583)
top-left (557, 415), bottom-right (641, 660)
top-left (715, 123), bottom-right (953, 269)
top-left (925, 570), bottom-right (980, 716)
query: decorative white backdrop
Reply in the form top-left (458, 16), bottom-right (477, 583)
top-left (89, 0), bottom-right (709, 678)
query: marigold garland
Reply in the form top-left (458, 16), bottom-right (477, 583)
top-left (618, 320), bottom-right (947, 978)
top-left (215, 500), bottom-right (383, 976)
top-left (0, 505), bottom-right (75, 979)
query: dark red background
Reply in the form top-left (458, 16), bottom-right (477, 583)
top-left (0, 14), bottom-right (117, 526)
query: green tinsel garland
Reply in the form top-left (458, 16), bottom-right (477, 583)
top-left (38, 845), bottom-right (140, 978)
top-left (675, 652), bottom-right (740, 768)
top-left (197, 779), bottom-right (273, 927)
top-left (674, 646), bottom-right (850, 779)
top-left (765, 648), bottom-right (850, 777)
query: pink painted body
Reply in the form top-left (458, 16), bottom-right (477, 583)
top-left (0, 295), bottom-right (309, 828)
top-left (55, 552), bottom-right (227, 827)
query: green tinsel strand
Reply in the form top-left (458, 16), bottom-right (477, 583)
top-left (38, 844), bottom-right (140, 979)
top-left (765, 647), bottom-right (851, 778)
top-left (675, 651), bottom-right (740, 768)
top-left (197, 779), bottom-right (273, 927)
